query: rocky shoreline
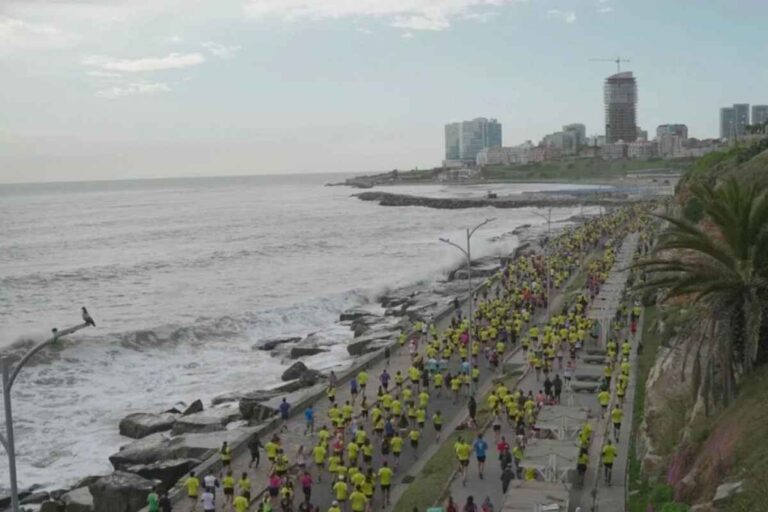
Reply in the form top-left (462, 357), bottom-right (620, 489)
top-left (355, 190), bottom-right (634, 210)
top-left (5, 221), bottom-right (572, 512)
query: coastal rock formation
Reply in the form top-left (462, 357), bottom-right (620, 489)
top-left (238, 390), bottom-right (280, 421)
top-left (89, 471), bottom-right (159, 512)
top-left (339, 309), bottom-right (374, 322)
top-left (355, 191), bottom-right (627, 210)
top-left (181, 400), bottom-right (203, 416)
top-left (347, 330), bottom-right (395, 356)
top-left (20, 490), bottom-right (50, 505)
top-left (252, 336), bottom-right (302, 351)
top-left (281, 361), bottom-right (309, 381)
top-left (109, 433), bottom-right (171, 469)
top-left (171, 407), bottom-right (241, 435)
top-left (61, 487), bottom-right (94, 512)
top-left (119, 413), bottom-right (178, 439)
top-left (289, 346), bottom-right (329, 358)
top-left (125, 458), bottom-right (199, 491)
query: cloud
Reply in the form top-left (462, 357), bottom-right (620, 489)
top-left (597, 6), bottom-right (614, 13)
top-left (96, 82), bottom-right (171, 99)
top-left (547, 9), bottom-right (576, 23)
top-left (201, 41), bottom-right (242, 59)
top-left (0, 16), bottom-right (72, 54)
top-left (391, 14), bottom-right (449, 31)
top-left (243, 0), bottom-right (527, 31)
top-left (83, 52), bottom-right (206, 72)
top-left (355, 27), bottom-right (374, 35)
top-left (400, 32), bottom-right (415, 39)
top-left (86, 70), bottom-right (123, 78)
top-left (463, 11), bottom-right (496, 23)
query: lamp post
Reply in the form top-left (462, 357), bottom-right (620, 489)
top-left (532, 208), bottom-right (553, 322)
top-left (439, 218), bottom-right (495, 396)
top-left (1, 319), bottom-right (93, 512)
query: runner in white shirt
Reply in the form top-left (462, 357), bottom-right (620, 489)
top-left (201, 490), bottom-right (215, 512)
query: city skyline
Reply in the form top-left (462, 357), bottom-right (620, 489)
top-left (1, 1), bottom-right (767, 183)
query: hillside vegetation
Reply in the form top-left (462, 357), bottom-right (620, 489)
top-left (629, 137), bottom-right (768, 511)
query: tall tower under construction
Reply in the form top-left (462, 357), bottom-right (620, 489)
top-left (604, 71), bottom-right (637, 143)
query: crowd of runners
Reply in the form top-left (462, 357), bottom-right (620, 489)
top-left (163, 204), bottom-right (655, 512)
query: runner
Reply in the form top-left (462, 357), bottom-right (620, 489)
top-left (473, 433), bottom-right (489, 480)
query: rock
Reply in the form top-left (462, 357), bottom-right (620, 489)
top-left (640, 453), bottom-right (664, 478)
top-left (281, 361), bottom-right (309, 381)
top-left (171, 407), bottom-right (242, 435)
top-left (40, 501), bottom-right (64, 512)
top-left (89, 471), bottom-right (160, 512)
top-left (125, 458), bottom-right (200, 491)
top-left (109, 433), bottom-right (172, 470)
top-left (347, 330), bottom-right (395, 356)
top-left (119, 412), bottom-right (178, 439)
top-left (274, 370), bottom-right (322, 394)
top-left (61, 487), bottom-right (93, 512)
top-left (182, 399), bottom-right (203, 416)
top-left (289, 346), bottom-right (329, 358)
top-left (252, 336), bottom-right (302, 351)
top-left (211, 392), bottom-right (243, 406)
top-left (238, 390), bottom-right (280, 420)
top-left (713, 481), bottom-right (743, 504)
top-left (73, 476), bottom-right (104, 491)
top-left (49, 489), bottom-right (68, 501)
top-left (339, 309), bottom-right (374, 322)
top-left (21, 491), bottom-right (50, 504)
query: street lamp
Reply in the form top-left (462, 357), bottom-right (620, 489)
top-left (532, 208), bottom-right (553, 322)
top-left (439, 218), bottom-right (495, 396)
top-left (1, 316), bottom-right (94, 512)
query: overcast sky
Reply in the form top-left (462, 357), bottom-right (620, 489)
top-left (1, 0), bottom-right (766, 183)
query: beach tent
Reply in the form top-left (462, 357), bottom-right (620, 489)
top-left (519, 439), bottom-right (580, 482)
top-left (534, 405), bottom-right (589, 440)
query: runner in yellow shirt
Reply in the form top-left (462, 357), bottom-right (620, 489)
top-left (601, 440), bottom-right (618, 485)
top-left (378, 461), bottom-right (394, 507)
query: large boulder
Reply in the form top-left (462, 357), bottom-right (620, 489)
top-left (181, 399), bottom-right (203, 416)
top-left (281, 362), bottom-right (308, 381)
top-left (289, 346), bottom-right (329, 358)
top-left (339, 309), bottom-right (374, 322)
top-left (40, 501), bottom-right (64, 512)
top-left (347, 330), bottom-right (394, 356)
top-left (171, 407), bottom-right (242, 435)
top-left (238, 390), bottom-right (280, 420)
top-left (109, 433), bottom-right (173, 470)
top-left (61, 487), bottom-right (94, 512)
top-left (119, 413), bottom-right (178, 439)
top-left (89, 471), bottom-right (160, 512)
top-left (21, 490), bottom-right (50, 504)
top-left (125, 458), bottom-right (199, 491)
top-left (252, 337), bottom-right (302, 351)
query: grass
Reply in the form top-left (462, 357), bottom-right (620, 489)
top-left (627, 305), bottom-right (660, 512)
top-left (480, 158), bottom-right (690, 182)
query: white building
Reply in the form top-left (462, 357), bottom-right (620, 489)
top-left (658, 133), bottom-right (684, 157)
top-left (627, 141), bottom-right (658, 159)
top-left (601, 142), bottom-right (628, 160)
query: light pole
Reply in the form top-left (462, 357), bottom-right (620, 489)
top-left (532, 208), bottom-right (553, 322)
top-left (1, 318), bottom-right (93, 512)
top-left (439, 218), bottom-right (495, 396)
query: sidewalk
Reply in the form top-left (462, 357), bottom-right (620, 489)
top-left (570, 232), bottom-right (640, 512)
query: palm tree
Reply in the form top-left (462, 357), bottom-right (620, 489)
top-left (635, 178), bottom-right (768, 404)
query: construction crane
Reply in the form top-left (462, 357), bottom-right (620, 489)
top-left (590, 56), bottom-right (631, 73)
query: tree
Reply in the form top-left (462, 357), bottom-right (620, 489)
top-left (636, 178), bottom-right (768, 403)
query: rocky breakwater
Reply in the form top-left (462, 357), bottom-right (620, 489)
top-left (355, 191), bottom-right (629, 210)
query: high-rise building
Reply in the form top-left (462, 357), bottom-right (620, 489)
top-left (562, 123), bottom-right (586, 147)
top-left (720, 107), bottom-right (736, 139)
top-left (656, 124), bottom-right (688, 140)
top-left (604, 72), bottom-right (637, 143)
top-left (752, 105), bottom-right (768, 125)
top-left (444, 118), bottom-right (502, 164)
top-left (733, 104), bottom-right (750, 136)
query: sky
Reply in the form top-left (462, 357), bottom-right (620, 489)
top-left (1, 0), bottom-right (767, 183)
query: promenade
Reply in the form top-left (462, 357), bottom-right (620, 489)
top-left (442, 233), bottom-right (641, 512)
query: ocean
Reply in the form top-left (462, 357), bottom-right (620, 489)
top-left (0, 174), bottom-right (597, 491)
